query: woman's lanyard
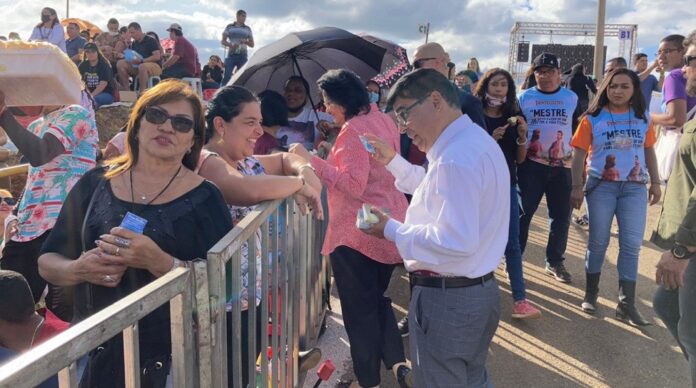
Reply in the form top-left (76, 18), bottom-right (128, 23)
top-left (39, 26), bottom-right (52, 40)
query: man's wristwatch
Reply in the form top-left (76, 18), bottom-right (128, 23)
top-left (671, 243), bottom-right (694, 260)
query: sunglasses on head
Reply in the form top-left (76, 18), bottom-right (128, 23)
top-left (144, 107), bottom-right (194, 133)
top-left (413, 57), bottom-right (436, 69)
top-left (0, 197), bottom-right (16, 206)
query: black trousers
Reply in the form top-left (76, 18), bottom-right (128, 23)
top-left (1, 231), bottom-right (50, 303)
top-left (330, 245), bottom-right (405, 387)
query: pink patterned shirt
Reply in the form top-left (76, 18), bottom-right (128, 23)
top-left (311, 104), bottom-right (407, 264)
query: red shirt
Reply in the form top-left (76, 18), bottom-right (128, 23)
top-left (310, 104), bottom-right (407, 264)
top-left (254, 132), bottom-right (282, 155)
top-left (173, 36), bottom-right (197, 76)
top-left (33, 309), bottom-right (70, 346)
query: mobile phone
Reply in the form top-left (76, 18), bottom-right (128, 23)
top-left (359, 135), bottom-right (376, 154)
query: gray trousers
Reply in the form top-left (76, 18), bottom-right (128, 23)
top-left (654, 259), bottom-right (696, 387)
top-left (409, 277), bottom-right (500, 388)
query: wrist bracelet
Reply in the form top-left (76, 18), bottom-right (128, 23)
top-left (516, 137), bottom-right (528, 146)
top-left (298, 164), bottom-right (315, 174)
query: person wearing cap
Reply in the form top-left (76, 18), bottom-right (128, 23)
top-left (161, 23), bottom-right (198, 80)
top-left (517, 52), bottom-right (578, 283)
top-left (78, 43), bottom-right (115, 108)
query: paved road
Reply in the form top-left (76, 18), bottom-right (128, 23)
top-left (304, 198), bottom-right (692, 387)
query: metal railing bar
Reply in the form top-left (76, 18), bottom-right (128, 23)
top-left (0, 268), bottom-right (190, 387)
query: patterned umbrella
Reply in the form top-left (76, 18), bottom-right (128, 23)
top-left (358, 34), bottom-right (410, 87)
top-left (61, 18), bottom-right (101, 40)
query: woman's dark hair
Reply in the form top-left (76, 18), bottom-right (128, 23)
top-left (0, 270), bottom-right (35, 322)
top-left (586, 68), bottom-right (647, 122)
top-left (105, 80), bottom-right (206, 178)
top-left (37, 7), bottom-right (59, 28)
top-left (258, 90), bottom-right (289, 127)
top-left (317, 69), bottom-right (370, 120)
top-left (205, 85), bottom-right (258, 143)
top-left (474, 68), bottom-right (520, 118)
top-left (80, 45), bottom-right (109, 68)
top-left (521, 66), bottom-right (537, 90)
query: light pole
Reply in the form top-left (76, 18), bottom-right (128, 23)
top-left (66, 0), bottom-right (70, 18)
top-left (593, 0), bottom-right (606, 81)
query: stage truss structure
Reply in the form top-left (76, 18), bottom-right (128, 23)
top-left (508, 22), bottom-right (638, 81)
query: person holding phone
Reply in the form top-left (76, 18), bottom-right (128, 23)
top-left (37, 80), bottom-right (232, 387)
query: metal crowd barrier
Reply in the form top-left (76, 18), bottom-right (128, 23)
top-left (0, 197), bottom-right (329, 388)
top-left (0, 267), bottom-right (195, 387)
top-left (195, 198), bottom-right (328, 388)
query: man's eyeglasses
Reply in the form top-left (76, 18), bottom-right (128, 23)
top-left (144, 107), bottom-right (195, 133)
top-left (656, 48), bottom-right (681, 56)
top-left (0, 197), bottom-right (16, 206)
top-left (413, 57), bottom-right (436, 69)
top-left (395, 96), bottom-right (428, 127)
top-left (685, 55), bottom-right (696, 66)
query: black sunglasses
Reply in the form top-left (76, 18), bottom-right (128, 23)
top-left (685, 55), bottom-right (696, 66)
top-left (0, 197), bottom-right (16, 206)
top-left (413, 57), bottom-right (436, 69)
top-left (144, 107), bottom-right (195, 133)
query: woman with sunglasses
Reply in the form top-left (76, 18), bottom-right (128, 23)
top-left (0, 87), bottom-right (98, 307)
top-left (474, 68), bottom-right (541, 320)
top-left (289, 69), bottom-right (412, 388)
top-left (37, 80), bottom-right (232, 386)
top-left (570, 68), bottom-right (661, 326)
top-left (29, 7), bottom-right (66, 52)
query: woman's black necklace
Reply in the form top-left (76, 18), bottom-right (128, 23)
top-left (129, 165), bottom-right (182, 212)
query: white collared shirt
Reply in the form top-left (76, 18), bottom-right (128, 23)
top-left (384, 115), bottom-right (510, 277)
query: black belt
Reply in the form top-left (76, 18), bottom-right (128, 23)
top-left (409, 272), bottom-right (494, 289)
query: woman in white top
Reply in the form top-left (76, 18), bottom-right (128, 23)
top-left (29, 7), bottom-right (66, 53)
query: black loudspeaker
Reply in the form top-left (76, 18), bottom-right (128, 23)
top-left (517, 42), bottom-right (530, 62)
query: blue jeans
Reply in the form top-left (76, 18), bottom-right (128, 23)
top-left (505, 184), bottom-right (526, 301)
top-left (654, 260), bottom-right (696, 385)
top-left (222, 54), bottom-right (248, 86)
top-left (518, 160), bottom-right (572, 265)
top-left (93, 92), bottom-right (113, 108)
top-left (584, 178), bottom-right (647, 281)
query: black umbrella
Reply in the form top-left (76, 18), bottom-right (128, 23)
top-left (229, 27), bottom-right (387, 105)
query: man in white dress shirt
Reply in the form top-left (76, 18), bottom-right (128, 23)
top-left (363, 69), bottom-right (510, 387)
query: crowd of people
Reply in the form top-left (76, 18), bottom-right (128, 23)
top-left (0, 6), bottom-right (695, 388)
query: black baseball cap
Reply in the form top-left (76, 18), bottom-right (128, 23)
top-left (83, 42), bottom-right (98, 52)
top-left (532, 52), bottom-right (559, 70)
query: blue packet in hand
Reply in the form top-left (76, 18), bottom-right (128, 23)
top-left (120, 212), bottom-right (147, 234)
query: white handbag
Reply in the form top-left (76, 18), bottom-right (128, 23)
top-left (655, 105), bottom-right (696, 181)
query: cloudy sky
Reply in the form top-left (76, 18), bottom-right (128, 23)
top-left (2, 0), bottom-right (694, 75)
